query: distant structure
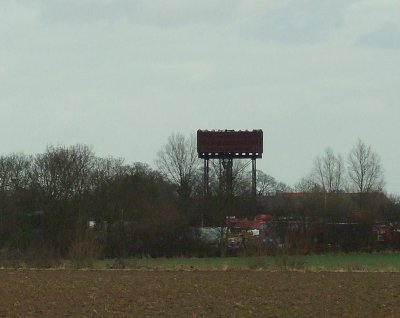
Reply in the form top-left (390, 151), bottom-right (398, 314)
top-left (197, 129), bottom-right (263, 200)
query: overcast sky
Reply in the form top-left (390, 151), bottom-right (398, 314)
top-left (1, 0), bottom-right (400, 194)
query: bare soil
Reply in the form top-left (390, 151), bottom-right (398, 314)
top-left (0, 270), bottom-right (399, 317)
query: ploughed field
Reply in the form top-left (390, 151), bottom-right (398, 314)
top-left (0, 270), bottom-right (399, 317)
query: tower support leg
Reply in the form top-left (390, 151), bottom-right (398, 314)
top-left (252, 158), bottom-right (257, 199)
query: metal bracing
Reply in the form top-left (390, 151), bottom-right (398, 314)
top-left (202, 157), bottom-right (257, 199)
top-left (203, 158), bottom-right (209, 197)
top-left (252, 158), bottom-right (257, 198)
top-left (202, 159), bottom-right (209, 227)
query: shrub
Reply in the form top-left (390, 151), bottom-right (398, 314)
top-left (68, 230), bottom-right (104, 268)
top-left (274, 251), bottom-right (305, 270)
top-left (0, 246), bottom-right (23, 268)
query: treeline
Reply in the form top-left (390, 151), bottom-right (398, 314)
top-left (294, 139), bottom-right (385, 194)
top-left (0, 145), bottom-right (194, 258)
top-left (0, 135), bottom-right (399, 260)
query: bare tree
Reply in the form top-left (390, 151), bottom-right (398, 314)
top-left (294, 175), bottom-right (322, 193)
top-left (253, 170), bottom-right (285, 194)
top-left (255, 170), bottom-right (276, 195)
top-left (0, 153), bottom-right (32, 191)
top-left (275, 181), bottom-right (292, 192)
top-left (156, 133), bottom-right (200, 192)
top-left (156, 133), bottom-right (201, 222)
top-left (0, 153), bottom-right (33, 249)
top-left (208, 159), bottom-right (250, 197)
top-left (254, 171), bottom-right (292, 194)
top-left (347, 139), bottom-right (384, 193)
top-left (91, 157), bottom-right (126, 187)
top-left (313, 148), bottom-right (345, 192)
top-left (31, 144), bottom-right (95, 201)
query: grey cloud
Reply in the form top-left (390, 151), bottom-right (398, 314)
top-left (21, 0), bottom-right (234, 28)
top-left (356, 24), bottom-right (400, 49)
top-left (237, 0), bottom-right (349, 44)
top-left (2, 1), bottom-right (400, 194)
